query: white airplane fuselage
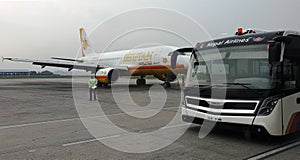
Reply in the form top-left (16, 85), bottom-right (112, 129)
top-left (79, 46), bottom-right (189, 84)
top-left (3, 28), bottom-right (191, 87)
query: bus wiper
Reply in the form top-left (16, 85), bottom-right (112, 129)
top-left (223, 82), bottom-right (251, 88)
top-left (223, 83), bottom-right (263, 95)
top-left (195, 84), bottom-right (226, 88)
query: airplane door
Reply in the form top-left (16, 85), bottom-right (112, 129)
top-left (153, 51), bottom-right (160, 65)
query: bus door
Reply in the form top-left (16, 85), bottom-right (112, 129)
top-left (281, 60), bottom-right (300, 134)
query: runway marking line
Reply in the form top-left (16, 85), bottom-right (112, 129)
top-left (62, 134), bottom-right (121, 147)
top-left (245, 140), bottom-right (300, 160)
top-left (62, 123), bottom-right (189, 147)
top-left (0, 118), bottom-right (79, 130)
top-left (0, 107), bottom-right (180, 130)
top-left (162, 123), bottom-right (190, 129)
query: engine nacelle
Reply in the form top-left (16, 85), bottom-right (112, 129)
top-left (155, 74), bottom-right (177, 82)
top-left (95, 68), bottom-right (119, 84)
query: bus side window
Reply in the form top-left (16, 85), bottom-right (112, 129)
top-left (258, 61), bottom-right (269, 77)
top-left (295, 62), bottom-right (300, 89)
top-left (283, 60), bottom-right (296, 89)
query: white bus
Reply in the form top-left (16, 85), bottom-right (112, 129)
top-left (182, 29), bottom-right (300, 136)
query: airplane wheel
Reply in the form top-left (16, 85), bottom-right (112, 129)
top-left (97, 82), bottom-right (103, 87)
top-left (163, 82), bottom-right (171, 88)
top-left (136, 79), bottom-right (142, 85)
top-left (141, 79), bottom-right (146, 85)
top-left (136, 79), bottom-right (146, 86)
top-left (103, 84), bottom-right (109, 87)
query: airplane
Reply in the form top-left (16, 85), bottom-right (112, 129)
top-left (3, 28), bottom-right (192, 87)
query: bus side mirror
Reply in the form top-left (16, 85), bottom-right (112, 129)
top-left (194, 61), bottom-right (199, 67)
top-left (295, 62), bottom-right (300, 89)
top-left (273, 36), bottom-right (292, 43)
top-left (269, 42), bottom-right (281, 63)
top-left (284, 36), bottom-right (300, 60)
top-left (269, 36), bottom-right (293, 63)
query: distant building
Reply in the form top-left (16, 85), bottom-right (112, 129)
top-left (39, 70), bottom-right (54, 75)
top-left (29, 71), bottom-right (37, 76)
top-left (0, 69), bottom-right (30, 76)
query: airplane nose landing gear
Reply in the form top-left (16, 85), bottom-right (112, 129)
top-left (161, 74), bottom-right (175, 88)
top-left (136, 76), bottom-right (146, 86)
top-left (162, 82), bottom-right (171, 88)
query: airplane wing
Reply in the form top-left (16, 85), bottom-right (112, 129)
top-left (51, 57), bottom-right (84, 62)
top-left (2, 28), bottom-right (131, 74)
top-left (2, 57), bottom-right (127, 73)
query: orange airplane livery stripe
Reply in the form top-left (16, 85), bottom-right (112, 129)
top-left (96, 76), bottom-right (107, 79)
top-left (128, 64), bottom-right (184, 70)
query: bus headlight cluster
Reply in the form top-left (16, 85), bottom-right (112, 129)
top-left (257, 96), bottom-right (280, 116)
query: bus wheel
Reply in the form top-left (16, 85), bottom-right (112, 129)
top-left (244, 129), bottom-right (252, 141)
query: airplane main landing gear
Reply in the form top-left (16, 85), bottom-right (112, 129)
top-left (136, 77), bottom-right (146, 86)
top-left (97, 81), bottom-right (109, 87)
top-left (97, 82), bottom-right (103, 87)
top-left (162, 82), bottom-right (171, 88)
top-left (161, 74), bottom-right (172, 88)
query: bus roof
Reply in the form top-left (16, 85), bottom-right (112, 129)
top-left (195, 31), bottom-right (284, 50)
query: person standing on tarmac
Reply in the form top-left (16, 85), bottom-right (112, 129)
top-left (89, 76), bottom-right (98, 101)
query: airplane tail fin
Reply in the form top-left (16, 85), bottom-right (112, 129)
top-left (79, 28), bottom-right (95, 57)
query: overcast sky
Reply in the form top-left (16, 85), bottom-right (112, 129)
top-left (1, 0), bottom-right (300, 71)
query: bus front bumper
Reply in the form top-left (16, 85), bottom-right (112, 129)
top-left (181, 106), bottom-right (283, 136)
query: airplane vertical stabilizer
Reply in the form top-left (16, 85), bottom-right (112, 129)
top-left (79, 28), bottom-right (95, 57)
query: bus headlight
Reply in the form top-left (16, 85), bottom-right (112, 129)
top-left (257, 96), bottom-right (280, 116)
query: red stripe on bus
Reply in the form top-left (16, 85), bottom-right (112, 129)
top-left (286, 112), bottom-right (300, 134)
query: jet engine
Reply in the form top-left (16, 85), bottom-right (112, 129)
top-left (95, 68), bottom-right (119, 84)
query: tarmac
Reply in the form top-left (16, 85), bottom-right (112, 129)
top-left (0, 77), bottom-right (299, 160)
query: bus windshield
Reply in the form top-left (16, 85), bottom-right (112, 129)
top-left (189, 44), bottom-right (279, 90)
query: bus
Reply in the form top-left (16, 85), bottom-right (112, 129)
top-left (181, 28), bottom-right (300, 136)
